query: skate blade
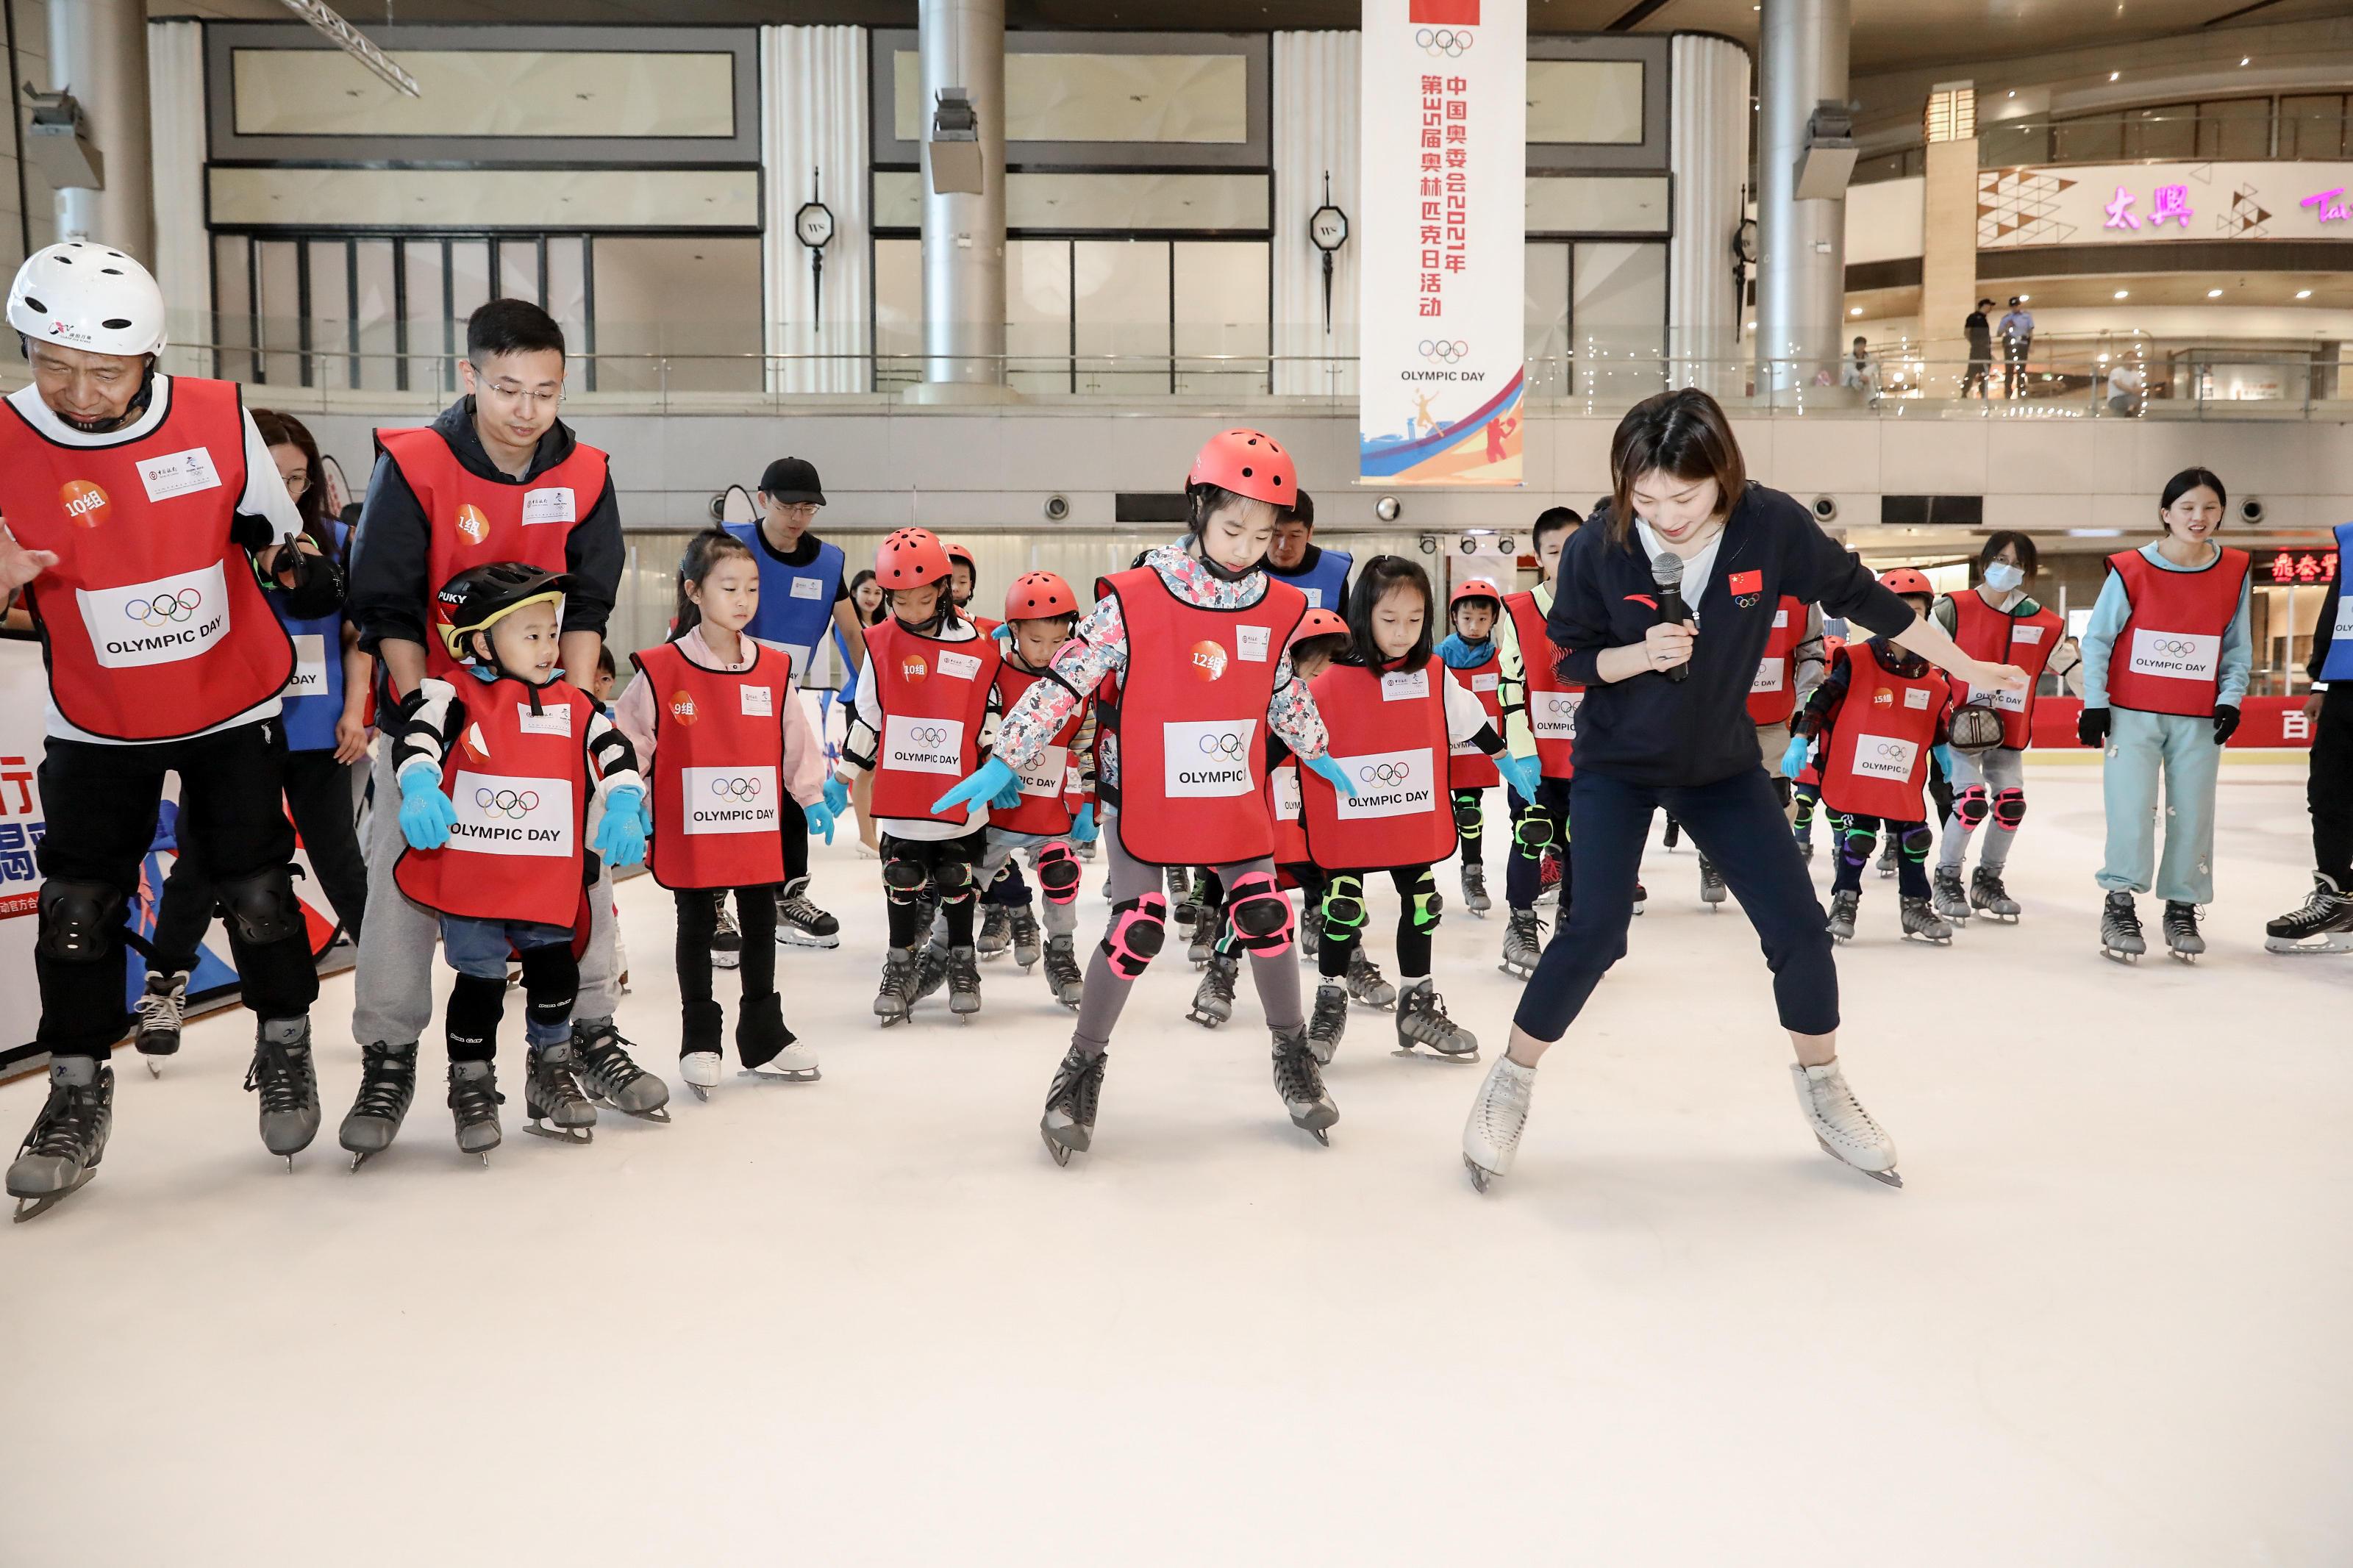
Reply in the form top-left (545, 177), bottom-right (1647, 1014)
top-left (146, 1059), bottom-right (163, 1079)
top-left (2168, 949), bottom-right (2200, 964)
top-left (10, 1167), bottom-right (97, 1222)
top-left (776, 931), bottom-right (842, 950)
top-left (738, 1067), bottom-right (821, 1084)
top-left (688, 1083), bottom-right (711, 1101)
top-left (1186, 1011), bottom-right (1227, 1030)
top-left (2101, 945), bottom-right (2142, 963)
top-left (524, 1120), bottom-right (595, 1145)
top-left (1306, 1126), bottom-right (1331, 1146)
top-left (2265, 935), bottom-right (2353, 955)
top-left (1816, 1136), bottom-right (1902, 1188)
top-left (711, 953), bottom-right (741, 970)
top-left (1463, 1153), bottom-right (1495, 1193)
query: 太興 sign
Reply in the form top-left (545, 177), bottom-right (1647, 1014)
top-left (1979, 161), bottom-right (2353, 248)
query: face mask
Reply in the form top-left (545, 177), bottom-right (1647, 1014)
top-left (1982, 562), bottom-right (2024, 593)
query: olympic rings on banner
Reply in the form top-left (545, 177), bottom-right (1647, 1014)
top-left (1415, 27), bottom-right (1474, 56)
top-left (1418, 340), bottom-right (1469, 363)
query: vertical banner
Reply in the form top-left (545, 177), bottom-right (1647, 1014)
top-left (1359, 0), bottom-right (1526, 487)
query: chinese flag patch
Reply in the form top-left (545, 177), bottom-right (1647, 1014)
top-left (1410, 0), bottom-right (1479, 22)
top-left (1727, 569), bottom-right (1763, 597)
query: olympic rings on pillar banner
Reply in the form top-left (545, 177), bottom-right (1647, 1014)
top-left (1415, 27), bottom-right (1475, 56)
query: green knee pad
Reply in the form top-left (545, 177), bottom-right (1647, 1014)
top-left (1320, 875), bottom-right (1368, 936)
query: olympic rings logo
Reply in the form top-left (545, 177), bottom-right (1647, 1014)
top-left (1357, 762), bottom-right (1412, 786)
top-left (1419, 340), bottom-right (1469, 363)
top-left (474, 787), bottom-right (542, 818)
top-left (1870, 742), bottom-right (1910, 759)
top-left (1197, 733), bottom-right (1246, 759)
top-left (1415, 27), bottom-right (1474, 55)
top-left (907, 724), bottom-right (951, 747)
top-left (2148, 637), bottom-right (2200, 656)
top-left (126, 589), bottom-right (202, 626)
top-left (708, 775), bottom-right (763, 801)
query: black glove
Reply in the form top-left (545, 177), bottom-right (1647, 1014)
top-left (2077, 706), bottom-right (2110, 748)
top-left (273, 547), bottom-right (346, 619)
top-left (229, 510), bottom-right (276, 551)
top-left (2213, 704), bottom-right (2240, 745)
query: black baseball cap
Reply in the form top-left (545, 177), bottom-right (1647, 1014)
top-left (758, 457), bottom-right (825, 505)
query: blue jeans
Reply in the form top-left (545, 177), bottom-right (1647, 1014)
top-left (1513, 765), bottom-right (1839, 1042)
top-left (440, 914), bottom-right (576, 1048)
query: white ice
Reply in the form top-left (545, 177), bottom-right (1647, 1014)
top-left (1, 764), bottom-right (2346, 1566)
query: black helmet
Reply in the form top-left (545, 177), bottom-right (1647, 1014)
top-left (757, 455), bottom-right (825, 505)
top-left (432, 562), bottom-right (572, 672)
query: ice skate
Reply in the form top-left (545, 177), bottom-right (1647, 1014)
top-left (1630, 878), bottom-right (1646, 917)
top-left (1299, 904), bottom-right (1324, 964)
top-left (681, 1050), bottom-right (723, 1098)
top-left (8, 1059), bottom-right (113, 1222)
top-left (910, 942), bottom-right (950, 1006)
top-left (976, 903), bottom-right (1012, 961)
top-left (1876, 841), bottom-right (1897, 879)
top-left (1395, 978), bottom-right (1478, 1059)
top-left (243, 1017), bottom-right (321, 1169)
top-left (1460, 861), bottom-right (1491, 917)
top-left (1698, 855), bottom-right (1727, 909)
top-left (2099, 891), bottom-right (2146, 963)
top-left (1040, 1043), bottom-right (1107, 1166)
top-left (340, 1042), bottom-right (418, 1170)
top-left (738, 993), bottom-right (819, 1083)
top-left (133, 969), bottom-right (188, 1075)
top-left (1969, 865), bottom-right (2021, 922)
top-left (1304, 981), bottom-right (1349, 1064)
top-left (710, 895), bottom-right (742, 970)
top-left (1899, 895), bottom-right (1953, 945)
top-left (1793, 826), bottom-right (1816, 862)
top-left (1074, 836), bottom-right (1097, 862)
top-left (1790, 1060), bottom-right (1901, 1187)
top-left (1187, 951), bottom-right (1238, 1029)
top-left (524, 1042), bottom-right (599, 1144)
top-left (874, 948), bottom-right (920, 1026)
top-left (2163, 900), bottom-right (2205, 963)
top-left (1042, 934), bottom-right (1085, 1009)
top-left (1188, 927), bottom-right (1215, 968)
top-left (1932, 866), bottom-right (1972, 925)
top-left (1538, 851), bottom-right (1563, 907)
top-left (1346, 948), bottom-right (1396, 1010)
top-left (1009, 907), bottom-right (1042, 970)
top-left (775, 876), bottom-right (841, 950)
top-left (446, 1061), bottom-right (504, 1164)
top-left (1271, 1025), bottom-right (1338, 1144)
top-left (1826, 888), bottom-right (1860, 943)
top-left (2265, 873), bottom-right (2353, 954)
top-left (681, 998), bottom-right (725, 1100)
top-left (946, 945), bottom-right (982, 1020)
top-left (1169, 866), bottom-right (1199, 926)
top-left (572, 1021), bottom-right (673, 1121)
top-left (1498, 908), bottom-right (1545, 979)
top-left (1460, 1054), bottom-right (1536, 1193)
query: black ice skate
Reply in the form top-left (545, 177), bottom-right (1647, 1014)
top-left (874, 948), bottom-right (920, 1027)
top-left (1969, 865), bottom-right (2021, 922)
top-left (340, 1042), bottom-right (419, 1170)
top-left (1009, 907), bottom-right (1042, 970)
top-left (976, 903), bottom-right (1012, 961)
top-left (1346, 948), bottom-right (1396, 1009)
top-left (2163, 900), bottom-right (2205, 963)
top-left (1876, 840), bottom-right (1897, 878)
top-left (572, 1021), bottom-right (673, 1121)
top-left (1899, 895), bottom-right (1953, 945)
top-left (525, 1043), bottom-right (599, 1144)
top-left (1042, 934), bottom-right (1085, 1009)
top-left (710, 894), bottom-right (743, 970)
top-left (1187, 951), bottom-right (1238, 1029)
top-left (1299, 904), bottom-right (1324, 964)
top-left (1932, 866), bottom-right (1972, 924)
top-left (1305, 980), bottom-right (1349, 1064)
top-left (133, 968), bottom-right (188, 1075)
top-left (775, 876), bottom-right (841, 950)
top-left (1699, 855), bottom-right (1727, 909)
top-left (7, 1059), bottom-right (113, 1222)
top-left (946, 945), bottom-right (983, 1020)
top-left (2099, 891), bottom-right (2146, 963)
top-left (1498, 907), bottom-right (1544, 978)
top-left (243, 1017), bottom-right (321, 1170)
top-left (1040, 1043), bottom-right (1107, 1165)
top-left (1460, 860), bottom-right (1491, 917)
top-left (2266, 873), bottom-right (2353, 955)
top-left (910, 942), bottom-right (950, 1006)
top-left (1827, 889), bottom-right (1861, 943)
top-left (446, 1061), bottom-right (504, 1164)
top-left (1395, 978), bottom-right (1479, 1059)
top-left (1271, 1025), bottom-right (1339, 1145)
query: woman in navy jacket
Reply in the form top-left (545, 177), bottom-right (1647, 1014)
top-left (1460, 390), bottom-right (2027, 1193)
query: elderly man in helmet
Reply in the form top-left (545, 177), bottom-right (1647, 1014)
top-left (0, 241), bottom-right (338, 1217)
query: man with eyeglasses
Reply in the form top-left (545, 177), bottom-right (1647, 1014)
top-left (341, 298), bottom-right (669, 1165)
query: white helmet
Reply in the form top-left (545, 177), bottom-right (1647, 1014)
top-left (7, 240), bottom-right (167, 357)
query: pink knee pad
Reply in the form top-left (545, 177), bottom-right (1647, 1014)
top-left (1224, 871), bottom-right (1294, 955)
top-left (1035, 841), bottom-right (1082, 906)
top-left (1099, 892), bottom-right (1168, 978)
top-left (1993, 787), bottom-right (2027, 830)
top-left (1954, 785), bottom-right (1990, 828)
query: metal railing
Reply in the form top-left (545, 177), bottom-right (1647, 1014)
top-left (1854, 102), bottom-right (2352, 184)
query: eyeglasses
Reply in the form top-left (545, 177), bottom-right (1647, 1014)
top-left (279, 468), bottom-right (310, 498)
top-left (471, 370), bottom-right (565, 409)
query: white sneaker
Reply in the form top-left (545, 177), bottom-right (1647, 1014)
top-left (1790, 1060), bottom-right (1901, 1186)
top-left (741, 1042), bottom-right (821, 1083)
top-left (1461, 1055), bottom-right (1538, 1192)
top-left (681, 1051), bottom-right (724, 1091)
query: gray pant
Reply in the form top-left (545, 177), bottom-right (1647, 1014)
top-left (1071, 819), bottom-right (1302, 1058)
top-left (1938, 743), bottom-right (2026, 873)
top-left (351, 737), bottom-right (621, 1049)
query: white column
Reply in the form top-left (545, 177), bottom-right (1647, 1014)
top-left (146, 19), bottom-right (207, 379)
top-left (1271, 30), bottom-right (1360, 399)
top-left (761, 25), bottom-right (873, 395)
top-left (48, 0), bottom-right (151, 259)
top-left (1668, 34), bottom-right (1751, 395)
top-left (916, 0), bottom-right (1007, 395)
top-left (1754, 0), bottom-right (1850, 395)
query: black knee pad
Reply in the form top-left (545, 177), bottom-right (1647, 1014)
top-left (1993, 787), bottom-right (2027, 830)
top-left (1320, 874), bottom-right (1368, 935)
top-left (518, 942), bottom-right (579, 1031)
top-left (35, 878), bottom-right (126, 964)
top-left (1035, 842), bottom-right (1082, 905)
top-left (1224, 871), bottom-right (1296, 955)
top-left (1901, 823), bottom-right (1935, 862)
top-left (1837, 818), bottom-right (1875, 862)
top-left (1452, 792), bottom-right (1483, 835)
top-left (1512, 812), bottom-right (1555, 856)
top-left (218, 865), bottom-right (304, 946)
top-left (932, 856), bottom-right (976, 903)
top-left (1954, 785), bottom-right (1990, 828)
top-left (882, 855), bottom-right (930, 906)
top-left (1101, 892), bottom-right (1168, 978)
top-left (444, 972), bottom-right (507, 1061)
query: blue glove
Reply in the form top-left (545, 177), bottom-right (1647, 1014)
top-left (1304, 751), bottom-right (1360, 799)
top-left (1494, 753), bottom-right (1542, 805)
top-left (804, 799), bottom-right (837, 845)
top-left (992, 623), bottom-right (1013, 643)
top-left (396, 766), bottom-right (457, 851)
top-left (1931, 742), bottom-right (1954, 779)
top-left (822, 774), bottom-right (851, 816)
top-left (592, 784), bottom-right (647, 867)
top-left (990, 776), bottom-right (1026, 810)
top-left (932, 756), bottom-right (1018, 817)
top-left (1071, 801), bottom-right (1099, 843)
top-left (1779, 735), bottom-right (1810, 778)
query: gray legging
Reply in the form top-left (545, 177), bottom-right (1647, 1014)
top-left (1071, 816), bottom-right (1303, 1058)
top-left (1938, 743), bottom-right (2027, 873)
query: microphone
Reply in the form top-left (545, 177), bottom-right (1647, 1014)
top-left (1649, 551), bottom-right (1692, 684)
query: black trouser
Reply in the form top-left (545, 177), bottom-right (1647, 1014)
top-left (780, 806), bottom-right (808, 885)
top-left (1515, 766), bottom-right (1836, 1041)
top-left (679, 886), bottom-right (779, 1009)
top-left (1452, 787), bottom-right (1490, 865)
top-left (1504, 777), bottom-right (1569, 912)
top-left (35, 723), bottom-right (320, 1058)
top-left (1318, 864), bottom-right (1438, 979)
top-left (1831, 813), bottom-right (1932, 898)
top-left (151, 747), bottom-right (369, 973)
top-left (882, 829), bottom-right (985, 948)
top-left (2312, 683), bottom-right (2353, 886)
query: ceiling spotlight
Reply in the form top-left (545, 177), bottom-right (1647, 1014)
top-left (2110, 71), bottom-right (2121, 82)
top-left (2007, 90), bottom-right (2016, 99)
top-left (2240, 57), bottom-right (2251, 66)
top-left (2207, 287), bottom-right (2224, 298)
top-left (1850, 306), bottom-right (1863, 316)
top-left (2114, 290), bottom-right (2129, 299)
top-left (2018, 293), bottom-right (2030, 302)
top-left (2296, 289), bottom-right (2313, 299)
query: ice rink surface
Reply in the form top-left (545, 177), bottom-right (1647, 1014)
top-left (2, 763), bottom-right (2346, 1566)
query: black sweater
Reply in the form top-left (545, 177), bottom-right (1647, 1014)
top-left (1546, 484), bottom-right (1916, 786)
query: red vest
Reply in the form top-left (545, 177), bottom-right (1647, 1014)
top-left (377, 424), bottom-right (610, 684)
top-left (632, 640), bottom-right (793, 891)
top-left (1265, 750), bottom-right (1309, 865)
top-left (1819, 645), bottom-right (1952, 821)
top-left (1097, 567), bottom-right (1306, 867)
top-left (1948, 590), bottom-right (2063, 747)
top-left (395, 679), bottom-right (599, 927)
top-left (1301, 662), bottom-right (1457, 870)
top-left (1505, 590), bottom-right (1581, 778)
top-left (1745, 595), bottom-right (1807, 726)
top-left (0, 377), bottom-right (293, 740)
top-left (863, 618), bottom-right (1000, 826)
top-left (1446, 648), bottom-right (1504, 789)
top-left (993, 660), bottom-right (1087, 837)
top-left (2102, 547), bottom-right (2250, 717)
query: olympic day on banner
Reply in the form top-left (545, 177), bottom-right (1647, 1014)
top-left (1359, 0), bottom-right (1527, 487)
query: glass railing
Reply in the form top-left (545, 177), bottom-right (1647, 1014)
top-left (1854, 104), bottom-right (2352, 184)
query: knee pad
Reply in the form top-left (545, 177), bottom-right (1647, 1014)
top-left (882, 855), bottom-right (930, 906)
top-left (1954, 784), bottom-right (1990, 829)
top-left (1512, 812), bottom-right (1555, 856)
top-left (1320, 874), bottom-right (1368, 936)
top-left (1099, 892), bottom-right (1168, 978)
top-left (35, 878), bottom-right (126, 964)
top-left (518, 942), bottom-right (579, 1031)
top-left (1993, 787), bottom-right (2027, 831)
top-left (1452, 792), bottom-right (1483, 836)
top-left (932, 857), bottom-right (977, 903)
top-left (1035, 842), bottom-right (1082, 906)
top-left (1224, 871), bottom-right (1295, 955)
top-left (1793, 792), bottom-right (1817, 826)
top-left (444, 972), bottom-right (507, 1060)
top-left (1837, 819), bottom-right (1875, 865)
top-left (218, 865), bottom-right (304, 946)
top-left (1901, 823), bottom-right (1935, 862)
top-left (1408, 870), bottom-right (1444, 933)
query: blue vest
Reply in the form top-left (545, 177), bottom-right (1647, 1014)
top-left (1268, 545), bottom-right (1354, 612)
top-left (276, 518), bottom-right (349, 752)
top-left (726, 522), bottom-right (845, 681)
top-left (2324, 521), bottom-right (2353, 683)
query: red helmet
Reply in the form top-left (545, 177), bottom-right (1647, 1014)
top-left (1450, 577), bottom-right (1504, 607)
top-left (1004, 570), bottom-right (1078, 622)
top-left (876, 528), bottom-right (951, 588)
top-left (1879, 568), bottom-right (1935, 598)
top-left (1288, 607), bottom-right (1349, 648)
top-left (944, 540), bottom-right (978, 571)
top-left (1188, 429), bottom-right (1296, 509)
